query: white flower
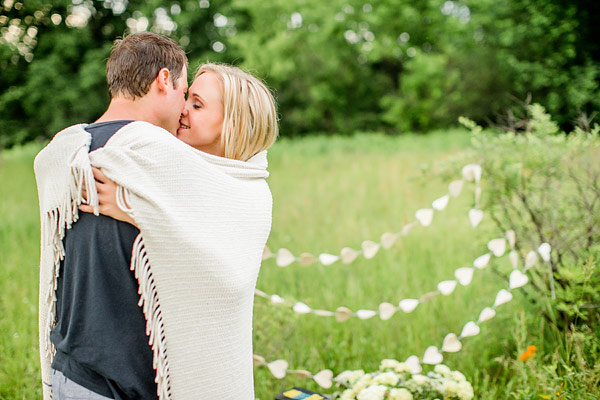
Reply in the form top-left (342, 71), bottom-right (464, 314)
top-left (443, 379), bottom-right (474, 400)
top-left (373, 371), bottom-right (399, 386)
top-left (388, 388), bottom-right (413, 400)
top-left (451, 370), bottom-right (466, 382)
top-left (434, 364), bottom-right (451, 377)
top-left (379, 359), bottom-right (402, 371)
top-left (340, 389), bottom-right (356, 400)
top-left (357, 385), bottom-right (388, 400)
top-left (393, 362), bottom-right (412, 374)
top-left (353, 374), bottom-right (373, 394)
top-left (410, 374), bottom-right (428, 385)
top-left (348, 370), bottom-right (366, 386)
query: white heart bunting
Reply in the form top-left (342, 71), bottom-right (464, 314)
top-left (319, 253), bottom-right (339, 266)
top-left (525, 251), bottom-right (538, 269)
top-left (380, 232), bottom-right (398, 249)
top-left (362, 240), bottom-right (380, 259)
top-left (378, 302), bottom-right (397, 320)
top-left (487, 238), bottom-right (506, 257)
top-left (478, 307), bottom-right (496, 323)
top-left (441, 333), bottom-right (462, 352)
top-left (509, 250), bottom-right (519, 268)
top-left (460, 321), bottom-right (480, 338)
top-left (313, 369), bottom-right (333, 389)
top-left (298, 252), bottom-right (316, 266)
top-left (267, 360), bottom-right (288, 379)
top-left (437, 280), bottom-right (457, 295)
top-left (356, 309), bottom-right (377, 320)
top-left (473, 253), bottom-right (491, 269)
top-left (469, 209), bottom-right (484, 228)
top-left (448, 180), bottom-right (464, 197)
top-left (509, 270), bottom-right (528, 289)
top-left (276, 248), bottom-right (295, 267)
top-left (336, 307), bottom-right (353, 322)
top-left (405, 355), bottom-right (422, 374)
top-left (271, 294), bottom-right (285, 304)
top-left (340, 247), bottom-right (359, 264)
top-left (415, 208), bottom-right (434, 226)
top-left (422, 346), bottom-right (443, 365)
top-left (293, 302), bottom-right (312, 314)
top-left (537, 243), bottom-right (551, 262)
top-left (494, 289), bottom-right (513, 307)
top-left (432, 195), bottom-right (450, 211)
top-left (398, 299), bottom-right (419, 313)
top-left (262, 246), bottom-right (273, 261)
top-left (455, 267), bottom-right (474, 286)
top-left (462, 164), bottom-right (482, 182)
top-left (506, 230), bottom-right (516, 248)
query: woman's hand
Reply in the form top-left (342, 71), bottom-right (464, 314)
top-left (79, 167), bottom-right (138, 228)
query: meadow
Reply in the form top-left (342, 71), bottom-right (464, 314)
top-left (0, 130), bottom-right (589, 399)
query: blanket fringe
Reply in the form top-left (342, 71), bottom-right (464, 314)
top-left (41, 145), bottom-right (99, 364)
top-left (131, 234), bottom-right (172, 400)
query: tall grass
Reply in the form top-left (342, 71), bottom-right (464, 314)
top-left (0, 130), bottom-right (568, 399)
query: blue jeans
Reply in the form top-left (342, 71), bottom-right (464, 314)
top-left (51, 369), bottom-right (113, 400)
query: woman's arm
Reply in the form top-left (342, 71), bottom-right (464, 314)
top-left (79, 167), bottom-right (138, 228)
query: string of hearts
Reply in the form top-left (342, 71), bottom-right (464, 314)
top-left (256, 230), bottom-right (521, 322)
top-left (261, 164), bottom-right (484, 268)
top-left (252, 242), bottom-right (553, 389)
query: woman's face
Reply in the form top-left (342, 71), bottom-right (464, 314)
top-left (176, 72), bottom-right (225, 156)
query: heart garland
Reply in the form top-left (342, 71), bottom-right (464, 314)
top-left (255, 235), bottom-right (515, 321)
top-left (253, 245), bottom-right (548, 386)
top-left (262, 164), bottom-right (483, 267)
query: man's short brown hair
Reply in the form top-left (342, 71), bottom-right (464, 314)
top-left (107, 32), bottom-right (188, 99)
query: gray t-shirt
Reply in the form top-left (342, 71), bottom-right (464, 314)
top-left (50, 120), bottom-right (158, 399)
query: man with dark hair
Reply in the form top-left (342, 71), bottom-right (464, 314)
top-left (37, 32), bottom-right (188, 400)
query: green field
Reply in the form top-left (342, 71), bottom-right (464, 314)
top-left (0, 131), bottom-right (573, 399)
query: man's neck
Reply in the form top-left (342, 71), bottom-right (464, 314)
top-left (95, 97), bottom-right (158, 125)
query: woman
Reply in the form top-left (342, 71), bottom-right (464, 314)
top-left (79, 63), bottom-right (278, 399)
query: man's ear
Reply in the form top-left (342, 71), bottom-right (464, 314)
top-left (155, 68), bottom-right (171, 94)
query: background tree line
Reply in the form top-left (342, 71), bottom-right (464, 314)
top-left (0, 0), bottom-right (598, 148)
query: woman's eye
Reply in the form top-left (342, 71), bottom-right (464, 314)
top-left (193, 104), bottom-right (202, 109)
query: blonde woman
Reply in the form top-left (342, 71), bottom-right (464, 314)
top-left (76, 63), bottom-right (278, 399)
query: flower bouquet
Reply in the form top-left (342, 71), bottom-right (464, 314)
top-left (334, 359), bottom-right (474, 400)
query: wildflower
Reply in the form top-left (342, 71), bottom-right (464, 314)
top-left (379, 359), bottom-right (402, 371)
top-left (356, 385), bottom-right (387, 400)
top-left (373, 371), bottom-right (399, 386)
top-left (434, 364), bottom-right (451, 377)
top-left (389, 388), bottom-right (413, 400)
top-left (519, 345), bottom-right (537, 362)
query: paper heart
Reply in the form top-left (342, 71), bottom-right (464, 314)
top-left (334, 370), bottom-right (353, 384)
top-left (448, 180), bottom-right (464, 197)
top-left (254, 288), bottom-right (267, 298)
top-left (270, 294), bottom-right (285, 304)
top-left (276, 248), bottom-right (295, 267)
top-left (506, 230), bottom-right (516, 248)
top-left (422, 346), bottom-right (443, 365)
top-left (380, 232), bottom-right (398, 249)
top-left (293, 302), bottom-right (312, 314)
top-left (401, 222), bottom-right (416, 236)
top-left (298, 252), bottom-right (316, 266)
top-left (336, 306), bottom-right (353, 322)
top-left (319, 253), bottom-right (339, 266)
top-left (509, 250), bottom-right (519, 268)
top-left (378, 302), bottom-right (397, 320)
top-left (313, 369), bottom-right (333, 389)
top-left (460, 321), bottom-right (480, 338)
top-left (356, 309), bottom-right (377, 320)
top-left (525, 251), bottom-right (538, 269)
top-left (509, 270), bottom-right (528, 289)
top-left (494, 289), bottom-right (513, 307)
top-left (267, 359), bottom-right (288, 379)
top-left (475, 186), bottom-right (482, 204)
top-left (455, 267), bottom-right (474, 286)
top-left (253, 354), bottom-right (265, 366)
top-left (313, 309), bottom-right (334, 317)
top-left (477, 307), bottom-right (496, 323)
top-left (462, 164), bottom-right (482, 182)
top-left (473, 253), bottom-right (491, 269)
top-left (398, 299), bottom-right (419, 313)
top-left (361, 240), bottom-right (380, 259)
top-left (487, 238), bottom-right (506, 257)
top-left (415, 209), bottom-right (434, 227)
top-left (293, 370), bottom-right (312, 379)
top-left (538, 243), bottom-right (551, 262)
top-left (432, 195), bottom-right (450, 211)
top-left (262, 246), bottom-right (273, 261)
top-left (420, 291), bottom-right (438, 302)
top-left (437, 280), bottom-right (457, 296)
top-left (340, 247), bottom-right (360, 264)
top-left (405, 355), bottom-right (422, 374)
top-left (442, 333), bottom-right (462, 352)
top-left (469, 209), bottom-right (484, 228)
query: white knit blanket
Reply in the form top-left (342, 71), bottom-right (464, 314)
top-left (34, 121), bottom-right (273, 400)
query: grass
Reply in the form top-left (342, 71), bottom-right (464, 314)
top-left (0, 130), bottom-right (595, 399)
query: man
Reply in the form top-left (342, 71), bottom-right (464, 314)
top-left (36, 32), bottom-right (188, 399)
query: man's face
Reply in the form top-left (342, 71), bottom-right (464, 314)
top-left (163, 65), bottom-right (188, 135)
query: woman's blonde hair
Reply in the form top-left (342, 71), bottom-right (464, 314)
top-left (195, 63), bottom-right (279, 161)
